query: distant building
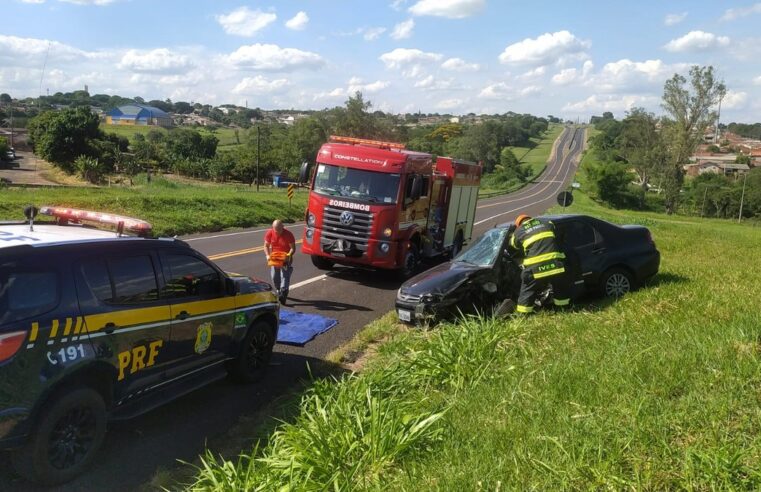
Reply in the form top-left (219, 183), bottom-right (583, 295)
top-left (105, 104), bottom-right (173, 127)
top-left (684, 161), bottom-right (750, 177)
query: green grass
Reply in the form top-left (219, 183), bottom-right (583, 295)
top-left (479, 123), bottom-right (566, 197)
top-left (183, 187), bottom-right (761, 491)
top-left (0, 178), bottom-right (307, 236)
top-left (100, 124), bottom-right (243, 147)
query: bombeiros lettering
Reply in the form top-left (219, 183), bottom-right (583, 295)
top-left (328, 199), bottom-right (371, 212)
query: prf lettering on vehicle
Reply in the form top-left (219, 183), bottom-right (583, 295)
top-left (118, 341), bottom-right (163, 381)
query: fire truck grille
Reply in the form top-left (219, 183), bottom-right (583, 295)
top-left (322, 206), bottom-right (373, 250)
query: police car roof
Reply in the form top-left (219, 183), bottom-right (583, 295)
top-left (0, 223), bottom-right (150, 249)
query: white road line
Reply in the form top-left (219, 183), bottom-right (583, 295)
top-left (474, 131), bottom-right (581, 226)
top-left (289, 274), bottom-right (328, 290)
top-left (186, 223), bottom-right (305, 242)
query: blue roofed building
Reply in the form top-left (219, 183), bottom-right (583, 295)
top-left (105, 103), bottom-right (173, 127)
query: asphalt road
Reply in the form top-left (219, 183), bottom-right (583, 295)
top-left (1, 126), bottom-right (585, 492)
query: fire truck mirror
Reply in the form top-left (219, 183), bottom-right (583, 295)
top-left (410, 175), bottom-right (423, 202)
top-left (298, 161), bottom-right (310, 185)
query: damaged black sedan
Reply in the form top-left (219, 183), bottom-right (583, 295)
top-left (395, 214), bottom-right (660, 324)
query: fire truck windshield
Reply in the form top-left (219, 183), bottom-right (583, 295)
top-left (313, 164), bottom-right (400, 204)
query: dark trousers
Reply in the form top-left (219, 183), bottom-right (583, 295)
top-left (516, 268), bottom-right (571, 313)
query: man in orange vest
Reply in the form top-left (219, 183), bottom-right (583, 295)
top-left (509, 214), bottom-right (571, 313)
top-left (264, 219), bottom-right (296, 305)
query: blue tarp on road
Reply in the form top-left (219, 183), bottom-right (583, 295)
top-left (276, 309), bottom-right (339, 345)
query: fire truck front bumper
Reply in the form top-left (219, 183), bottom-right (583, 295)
top-left (302, 227), bottom-right (399, 268)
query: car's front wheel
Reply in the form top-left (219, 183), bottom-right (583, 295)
top-left (13, 387), bottom-right (107, 486)
top-left (228, 320), bottom-right (275, 383)
top-left (600, 267), bottom-right (634, 298)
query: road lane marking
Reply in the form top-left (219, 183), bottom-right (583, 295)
top-left (474, 131), bottom-right (581, 226)
top-left (290, 274), bottom-right (329, 290)
top-left (208, 240), bottom-right (304, 261)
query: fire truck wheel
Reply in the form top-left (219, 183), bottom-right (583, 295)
top-left (398, 244), bottom-right (419, 279)
top-left (310, 255), bottom-right (334, 270)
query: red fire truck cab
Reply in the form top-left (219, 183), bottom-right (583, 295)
top-left (301, 136), bottom-right (482, 277)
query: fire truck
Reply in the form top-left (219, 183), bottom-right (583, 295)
top-left (301, 136), bottom-right (482, 277)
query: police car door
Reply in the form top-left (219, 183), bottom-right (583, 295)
top-left (76, 250), bottom-right (172, 400)
top-left (159, 251), bottom-right (235, 375)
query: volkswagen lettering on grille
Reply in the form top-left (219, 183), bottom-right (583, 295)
top-left (339, 211), bottom-right (355, 226)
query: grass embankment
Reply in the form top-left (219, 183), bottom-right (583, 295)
top-left (479, 123), bottom-right (565, 197)
top-left (184, 192), bottom-right (761, 491)
top-left (0, 177), bottom-right (307, 236)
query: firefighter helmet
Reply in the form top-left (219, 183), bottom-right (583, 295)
top-left (515, 214), bottom-right (531, 227)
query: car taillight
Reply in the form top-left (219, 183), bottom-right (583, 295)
top-left (0, 331), bottom-right (27, 363)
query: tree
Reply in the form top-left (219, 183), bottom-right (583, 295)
top-left (27, 107), bottom-right (102, 170)
top-left (333, 92), bottom-right (377, 138)
top-left (585, 161), bottom-right (634, 207)
top-left (736, 153), bottom-right (751, 165)
top-left (0, 136), bottom-right (9, 159)
top-left (661, 65), bottom-right (726, 213)
top-left (616, 108), bottom-right (668, 207)
top-left (0, 93), bottom-right (10, 104)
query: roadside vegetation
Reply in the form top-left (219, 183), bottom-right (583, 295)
top-left (181, 190), bottom-right (761, 490)
top-left (0, 178), bottom-right (307, 236)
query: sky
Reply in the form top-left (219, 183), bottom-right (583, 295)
top-left (1, 0), bottom-right (760, 122)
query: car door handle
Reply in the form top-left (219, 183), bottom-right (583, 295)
top-left (103, 322), bottom-right (117, 334)
top-left (592, 248), bottom-right (605, 255)
top-left (175, 310), bottom-right (190, 320)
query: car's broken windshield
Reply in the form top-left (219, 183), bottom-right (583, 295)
top-left (454, 228), bottom-right (508, 267)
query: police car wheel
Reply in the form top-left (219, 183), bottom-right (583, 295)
top-left (229, 321), bottom-right (275, 383)
top-left (13, 388), bottom-right (106, 486)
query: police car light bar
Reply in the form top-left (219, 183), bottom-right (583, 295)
top-left (39, 206), bottom-right (153, 236)
top-left (329, 135), bottom-right (406, 150)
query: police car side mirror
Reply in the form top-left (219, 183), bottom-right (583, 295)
top-left (225, 277), bottom-right (237, 296)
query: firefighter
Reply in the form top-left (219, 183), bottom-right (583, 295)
top-left (509, 214), bottom-right (571, 313)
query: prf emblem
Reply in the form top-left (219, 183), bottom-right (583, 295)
top-left (195, 323), bottom-right (212, 354)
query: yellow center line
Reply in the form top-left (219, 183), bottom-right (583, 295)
top-left (208, 240), bottom-right (303, 261)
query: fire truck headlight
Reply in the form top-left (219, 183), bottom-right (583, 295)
top-left (307, 212), bottom-right (316, 227)
top-left (379, 242), bottom-right (390, 254)
top-left (383, 227), bottom-right (393, 238)
top-left (305, 228), bottom-right (314, 241)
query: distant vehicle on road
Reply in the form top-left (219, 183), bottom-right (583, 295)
top-left (395, 214), bottom-right (660, 324)
top-left (0, 207), bottom-right (278, 485)
top-left (3, 148), bottom-right (15, 161)
top-left (301, 135), bottom-right (482, 278)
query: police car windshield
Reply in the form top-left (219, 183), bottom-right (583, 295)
top-left (454, 228), bottom-right (508, 267)
top-left (313, 164), bottom-right (400, 204)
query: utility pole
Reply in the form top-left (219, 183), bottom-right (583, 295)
top-left (256, 125), bottom-right (260, 192)
top-left (738, 172), bottom-right (748, 223)
top-left (701, 185), bottom-right (709, 218)
top-left (714, 94), bottom-right (723, 144)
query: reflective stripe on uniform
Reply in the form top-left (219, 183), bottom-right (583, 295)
top-left (522, 231), bottom-right (555, 250)
top-left (516, 304), bottom-right (534, 314)
top-left (510, 234), bottom-right (517, 249)
top-left (523, 251), bottom-right (566, 266)
top-left (533, 267), bottom-right (565, 279)
top-left (553, 298), bottom-right (570, 306)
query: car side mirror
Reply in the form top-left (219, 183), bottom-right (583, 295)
top-left (225, 277), bottom-right (237, 296)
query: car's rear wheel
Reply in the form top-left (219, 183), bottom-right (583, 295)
top-left (13, 388), bottom-right (106, 486)
top-left (311, 255), bottom-right (334, 270)
top-left (601, 267), bottom-right (634, 298)
top-left (228, 320), bottom-right (275, 383)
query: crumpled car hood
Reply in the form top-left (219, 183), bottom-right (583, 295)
top-left (401, 261), bottom-right (486, 296)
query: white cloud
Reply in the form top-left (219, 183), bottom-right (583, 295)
top-left (0, 34), bottom-right (106, 66)
top-left (441, 57), bottom-right (480, 71)
top-left (118, 48), bottom-right (193, 74)
top-left (409, 0), bottom-right (485, 18)
top-left (520, 85), bottom-right (541, 97)
top-left (216, 7), bottom-right (277, 37)
top-left (227, 43), bottom-right (325, 71)
top-left (364, 27), bottom-right (387, 41)
top-left (413, 75), bottom-right (456, 90)
top-left (437, 98), bottom-right (465, 110)
top-left (562, 94), bottom-right (660, 114)
top-left (379, 48), bottom-right (443, 77)
top-left (499, 30), bottom-right (590, 67)
top-left (478, 82), bottom-right (513, 99)
top-left (664, 12), bottom-right (688, 26)
top-left (722, 90), bottom-right (748, 109)
top-left (390, 0), bottom-right (408, 10)
top-left (316, 77), bottom-right (390, 99)
top-left (721, 3), bottom-right (761, 21)
top-left (664, 31), bottom-right (730, 52)
top-left (586, 58), bottom-right (689, 93)
top-left (391, 19), bottom-right (415, 40)
top-left (551, 60), bottom-right (593, 85)
top-left (519, 66), bottom-right (546, 79)
top-left (232, 76), bottom-right (290, 95)
top-left (285, 11), bottom-right (309, 31)
top-left (754, 75), bottom-right (761, 85)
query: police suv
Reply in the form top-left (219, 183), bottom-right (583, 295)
top-left (0, 207), bottom-right (279, 485)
